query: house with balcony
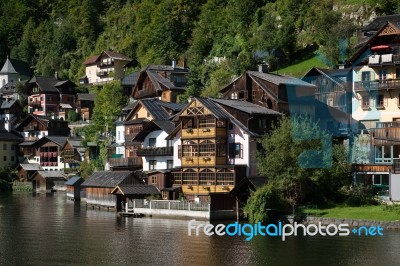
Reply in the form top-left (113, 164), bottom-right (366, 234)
top-left (31, 136), bottom-right (68, 171)
top-left (110, 98), bottom-right (184, 171)
top-left (60, 137), bottom-right (84, 174)
top-left (16, 115), bottom-right (70, 162)
top-left (82, 51), bottom-right (132, 85)
top-left (0, 124), bottom-right (23, 168)
top-left (26, 76), bottom-right (76, 117)
top-left (132, 120), bottom-right (177, 199)
top-left (0, 57), bottom-right (32, 88)
top-left (166, 98), bottom-right (282, 207)
top-left (0, 97), bottom-right (23, 126)
top-left (220, 66), bottom-right (316, 116)
top-left (131, 61), bottom-right (189, 102)
top-left (346, 20), bottom-right (400, 131)
top-left (0, 80), bottom-right (27, 100)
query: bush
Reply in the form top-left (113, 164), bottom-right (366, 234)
top-left (344, 184), bottom-right (378, 206)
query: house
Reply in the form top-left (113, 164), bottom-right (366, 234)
top-left (16, 114), bottom-right (70, 142)
top-left (26, 76), bottom-right (76, 117)
top-left (0, 97), bottom-right (23, 126)
top-left (111, 184), bottom-right (161, 205)
top-left (60, 137), bottom-right (85, 173)
top-left (121, 72), bottom-right (139, 97)
top-left (109, 98), bottom-right (184, 170)
top-left (16, 163), bottom-right (43, 181)
top-left (132, 120), bottom-right (176, 198)
top-left (32, 171), bottom-right (67, 192)
top-left (0, 80), bottom-right (27, 100)
top-left (82, 51), bottom-right (133, 85)
top-left (347, 21), bottom-right (400, 131)
top-left (166, 97), bottom-right (282, 206)
top-left (75, 93), bottom-right (95, 121)
top-left (65, 176), bottom-right (85, 201)
top-left (131, 62), bottom-right (189, 102)
top-left (30, 136), bottom-right (68, 171)
top-left (0, 57), bottom-right (32, 88)
top-left (0, 125), bottom-right (23, 168)
top-left (220, 66), bottom-right (316, 116)
top-left (81, 171), bottom-right (144, 210)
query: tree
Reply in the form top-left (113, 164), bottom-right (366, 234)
top-left (244, 116), bottom-right (351, 223)
top-left (0, 167), bottom-right (18, 191)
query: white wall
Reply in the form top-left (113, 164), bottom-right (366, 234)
top-left (173, 131), bottom-right (182, 168)
top-left (390, 173), bottom-right (400, 201)
top-left (227, 123), bottom-right (250, 175)
top-left (142, 130), bottom-right (173, 171)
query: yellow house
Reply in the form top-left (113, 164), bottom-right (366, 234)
top-left (0, 128), bottom-right (23, 168)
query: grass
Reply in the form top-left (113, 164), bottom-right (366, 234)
top-left (303, 205), bottom-right (400, 221)
top-left (275, 56), bottom-right (328, 78)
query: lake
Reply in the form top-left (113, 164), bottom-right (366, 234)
top-left (0, 192), bottom-right (399, 265)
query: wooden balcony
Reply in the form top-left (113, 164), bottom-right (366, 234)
top-left (23, 125), bottom-right (39, 131)
top-left (181, 156), bottom-right (226, 167)
top-left (28, 101), bottom-right (42, 106)
top-left (137, 146), bottom-right (173, 156)
top-left (354, 79), bottom-right (400, 92)
top-left (108, 157), bottom-right (142, 167)
top-left (182, 127), bottom-right (226, 139)
top-left (376, 121), bottom-right (400, 128)
top-left (96, 70), bottom-right (109, 77)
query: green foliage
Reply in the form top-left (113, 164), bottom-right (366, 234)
top-left (245, 116), bottom-right (351, 221)
top-left (0, 167), bottom-right (18, 191)
top-left (244, 183), bottom-right (288, 223)
top-left (201, 62), bottom-right (233, 98)
top-left (67, 110), bottom-right (81, 122)
top-left (342, 184), bottom-right (378, 206)
top-left (79, 159), bottom-right (97, 179)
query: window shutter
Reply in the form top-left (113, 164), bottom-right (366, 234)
top-left (229, 143), bottom-right (235, 158)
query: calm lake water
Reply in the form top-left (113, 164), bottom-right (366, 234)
top-left (0, 192), bottom-right (400, 266)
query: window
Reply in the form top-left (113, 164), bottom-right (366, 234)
top-left (258, 118), bottom-right (267, 129)
top-left (217, 143), bottom-right (226, 156)
top-left (376, 95), bottom-right (384, 108)
top-left (149, 160), bottom-right (157, 170)
top-left (178, 145), bottom-right (181, 159)
top-left (380, 69), bottom-right (387, 81)
top-left (228, 123), bottom-right (233, 130)
top-left (231, 92), bottom-right (238, 99)
top-left (11, 156), bottom-right (14, 161)
top-left (362, 95), bottom-right (370, 109)
top-left (151, 176), bottom-right (157, 184)
top-left (148, 138), bottom-right (156, 147)
top-left (373, 174), bottom-right (389, 185)
top-left (3, 144), bottom-right (6, 150)
top-left (327, 98), bottom-right (333, 107)
top-left (3, 156), bottom-right (6, 161)
top-left (117, 131), bottom-right (120, 141)
top-left (229, 143), bottom-right (243, 158)
top-left (167, 140), bottom-right (173, 147)
top-left (361, 71), bottom-right (370, 81)
top-left (199, 142), bottom-right (215, 157)
top-left (167, 160), bottom-right (173, 169)
top-left (199, 119), bottom-right (214, 128)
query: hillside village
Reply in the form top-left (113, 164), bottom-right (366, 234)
top-left (2, 14), bottom-right (400, 218)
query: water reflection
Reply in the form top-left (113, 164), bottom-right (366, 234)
top-left (0, 193), bottom-right (400, 265)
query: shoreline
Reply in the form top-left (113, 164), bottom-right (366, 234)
top-left (304, 216), bottom-right (400, 230)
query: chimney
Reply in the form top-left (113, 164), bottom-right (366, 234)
top-left (172, 60), bottom-right (176, 69)
top-left (258, 64), bottom-right (269, 73)
top-left (55, 71), bottom-right (58, 80)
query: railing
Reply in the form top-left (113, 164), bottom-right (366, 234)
top-left (28, 101), bottom-right (42, 106)
top-left (108, 157), bottom-right (142, 167)
top-left (24, 136), bottom-right (39, 141)
top-left (376, 121), bottom-right (400, 128)
top-left (137, 146), bottom-right (173, 156)
top-left (129, 199), bottom-right (210, 212)
top-left (394, 159), bottom-right (400, 174)
top-left (354, 79), bottom-right (400, 91)
top-left (23, 126), bottom-right (39, 131)
top-left (61, 149), bottom-right (75, 157)
top-left (96, 70), bottom-right (109, 77)
top-left (368, 54), bottom-right (400, 65)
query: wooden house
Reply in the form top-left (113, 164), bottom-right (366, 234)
top-left (31, 136), bottom-right (68, 171)
top-left (131, 62), bottom-right (189, 102)
top-left (0, 98), bottom-right (23, 125)
top-left (75, 93), bottom-right (95, 121)
top-left (26, 76), bottom-right (76, 117)
top-left (81, 171), bottom-right (144, 210)
top-left (16, 163), bottom-right (43, 181)
top-left (32, 171), bottom-right (67, 192)
top-left (60, 137), bottom-right (84, 173)
top-left (121, 72), bottom-right (139, 97)
top-left (166, 97), bottom-right (282, 206)
top-left (65, 176), bottom-right (85, 201)
top-left (220, 68), bottom-right (316, 116)
top-left (111, 184), bottom-right (161, 207)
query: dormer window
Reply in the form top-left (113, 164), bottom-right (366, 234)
top-left (231, 92), bottom-right (238, 100)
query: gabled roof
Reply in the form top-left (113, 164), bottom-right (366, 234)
top-left (210, 99), bottom-right (282, 116)
top-left (302, 67), bottom-right (352, 89)
top-left (65, 176), bottom-right (85, 186)
top-left (121, 72), bottom-right (139, 86)
top-left (84, 51), bottom-right (132, 65)
top-left (32, 171), bottom-right (66, 180)
top-left (28, 76), bottom-right (75, 93)
top-left (32, 136), bottom-right (68, 147)
top-left (0, 58), bottom-right (32, 76)
top-left (140, 98), bottom-right (173, 120)
top-left (363, 14), bottom-right (400, 33)
top-left (122, 101), bottom-right (138, 111)
top-left (0, 80), bottom-right (27, 93)
top-left (84, 55), bottom-right (99, 65)
top-left (81, 171), bottom-right (134, 188)
top-left (15, 114), bottom-right (67, 131)
top-left (0, 130), bottom-right (23, 142)
top-left (247, 71), bottom-right (316, 87)
top-left (157, 101), bottom-right (186, 112)
top-left (77, 93), bottom-right (95, 101)
top-left (17, 163), bottom-right (43, 171)
top-left (132, 120), bottom-right (176, 142)
top-left (348, 21), bottom-right (400, 66)
top-left (111, 184), bottom-right (160, 195)
top-left (0, 98), bottom-right (21, 109)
